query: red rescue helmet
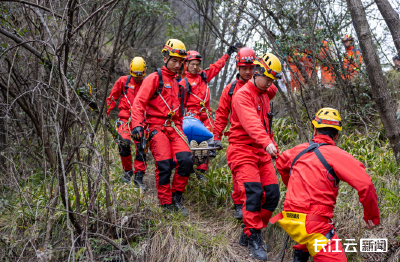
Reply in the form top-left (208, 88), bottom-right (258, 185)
top-left (186, 50), bottom-right (202, 62)
top-left (236, 47), bottom-right (256, 66)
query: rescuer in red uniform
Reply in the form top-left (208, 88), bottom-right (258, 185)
top-left (130, 39), bottom-right (193, 216)
top-left (228, 53), bottom-right (281, 261)
top-left (106, 57), bottom-right (147, 190)
top-left (213, 47), bottom-right (278, 220)
top-left (179, 47), bottom-right (235, 181)
top-left (273, 108), bottom-right (380, 262)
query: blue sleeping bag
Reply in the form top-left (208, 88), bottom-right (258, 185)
top-left (183, 116), bottom-right (213, 143)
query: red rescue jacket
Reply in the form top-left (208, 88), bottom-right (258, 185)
top-left (276, 135), bottom-right (380, 225)
top-left (228, 81), bottom-right (278, 153)
top-left (179, 53), bottom-right (229, 116)
top-left (131, 66), bottom-right (184, 128)
top-left (107, 76), bottom-right (142, 119)
top-left (214, 74), bottom-right (277, 140)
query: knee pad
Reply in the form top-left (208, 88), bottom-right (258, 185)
top-left (157, 159), bottom-right (172, 185)
top-left (244, 182), bottom-right (263, 212)
top-left (262, 184), bottom-right (280, 211)
top-left (175, 151), bottom-right (194, 177)
top-left (118, 139), bottom-right (131, 157)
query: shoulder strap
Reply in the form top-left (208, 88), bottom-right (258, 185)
top-left (200, 71), bottom-right (207, 83)
top-left (123, 75), bottom-right (132, 96)
top-left (154, 68), bottom-right (163, 96)
top-left (314, 148), bottom-right (339, 187)
top-left (179, 84), bottom-right (185, 116)
top-left (228, 80), bottom-right (237, 98)
top-left (185, 77), bottom-right (191, 96)
top-left (290, 142), bottom-right (339, 187)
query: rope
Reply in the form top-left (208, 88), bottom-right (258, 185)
top-left (159, 92), bottom-right (180, 114)
top-left (190, 87), bottom-right (214, 130)
top-left (169, 120), bottom-right (190, 148)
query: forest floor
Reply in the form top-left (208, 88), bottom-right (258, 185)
top-left (1, 119), bottom-right (400, 261)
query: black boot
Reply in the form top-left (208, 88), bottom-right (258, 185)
top-left (247, 229), bottom-right (268, 261)
top-left (195, 169), bottom-right (208, 182)
top-left (161, 204), bottom-right (174, 213)
top-left (238, 228), bottom-right (248, 246)
top-left (122, 170), bottom-right (133, 183)
top-left (133, 171), bottom-right (147, 191)
top-left (293, 250), bottom-right (310, 262)
top-left (172, 191), bottom-right (189, 217)
top-left (240, 227), bottom-right (270, 252)
top-left (234, 204), bottom-right (243, 219)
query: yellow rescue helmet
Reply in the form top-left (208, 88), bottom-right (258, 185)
top-left (161, 39), bottom-right (187, 59)
top-left (253, 53), bottom-right (282, 80)
top-left (312, 108), bottom-right (342, 131)
top-left (130, 57), bottom-right (146, 77)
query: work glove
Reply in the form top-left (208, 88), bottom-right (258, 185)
top-left (265, 143), bottom-right (277, 158)
top-left (215, 140), bottom-right (223, 149)
top-left (131, 126), bottom-right (144, 142)
top-left (227, 45), bottom-right (238, 56)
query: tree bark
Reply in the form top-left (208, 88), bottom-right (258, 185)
top-left (347, 0), bottom-right (400, 161)
top-left (375, 0), bottom-right (400, 57)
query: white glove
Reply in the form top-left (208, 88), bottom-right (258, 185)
top-left (265, 143), bottom-right (277, 157)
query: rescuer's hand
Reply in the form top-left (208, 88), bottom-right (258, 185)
top-left (265, 143), bottom-right (277, 158)
top-left (215, 140), bottom-right (223, 149)
top-left (131, 126), bottom-right (144, 142)
top-left (365, 220), bottom-right (377, 230)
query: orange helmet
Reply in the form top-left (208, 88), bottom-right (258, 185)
top-left (186, 50), bottom-right (202, 62)
top-left (342, 35), bottom-right (354, 44)
top-left (236, 47), bottom-right (256, 66)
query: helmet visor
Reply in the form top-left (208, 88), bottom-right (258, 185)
top-left (237, 57), bottom-right (255, 64)
top-left (131, 70), bottom-right (145, 76)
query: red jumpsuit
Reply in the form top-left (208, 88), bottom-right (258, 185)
top-left (131, 66), bottom-right (194, 205)
top-left (106, 76), bottom-right (146, 173)
top-left (214, 74), bottom-right (277, 205)
top-left (227, 81), bottom-right (279, 236)
top-left (179, 53), bottom-right (229, 172)
top-left (276, 135), bottom-right (380, 261)
top-left (342, 45), bottom-right (363, 80)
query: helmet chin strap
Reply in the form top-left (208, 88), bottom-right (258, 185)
top-left (164, 56), bottom-right (172, 69)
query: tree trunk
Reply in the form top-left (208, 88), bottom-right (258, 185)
top-left (347, 0), bottom-right (400, 161)
top-left (375, 0), bottom-right (400, 57)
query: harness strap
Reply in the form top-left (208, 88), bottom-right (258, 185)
top-left (270, 212), bottom-right (331, 225)
top-left (289, 141), bottom-right (339, 187)
top-left (185, 77), bottom-right (191, 96)
top-left (123, 75), bottom-right (131, 96)
top-left (121, 75), bottom-right (133, 110)
top-left (155, 68), bottom-right (163, 96)
top-left (200, 71), bottom-right (207, 83)
top-left (179, 84), bottom-right (185, 116)
top-left (228, 80), bottom-right (237, 98)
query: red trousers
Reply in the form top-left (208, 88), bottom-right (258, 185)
top-left (148, 124), bottom-right (194, 205)
top-left (192, 111), bottom-right (214, 172)
top-left (117, 119), bottom-right (146, 172)
top-left (292, 221), bottom-right (347, 262)
top-left (227, 144), bottom-right (280, 236)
